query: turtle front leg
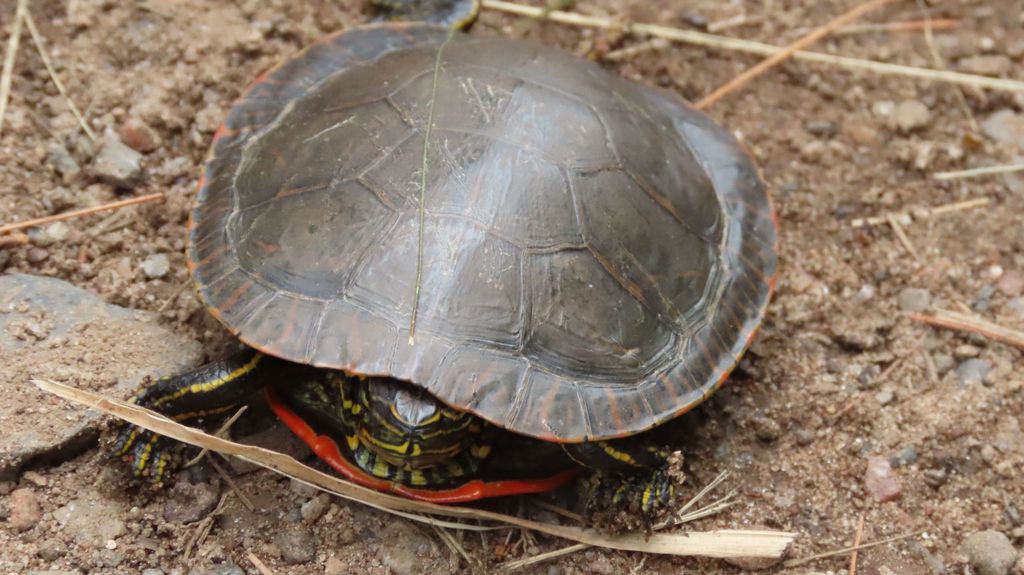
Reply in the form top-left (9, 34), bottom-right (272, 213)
top-left (562, 439), bottom-right (677, 519)
top-left (113, 348), bottom-right (274, 481)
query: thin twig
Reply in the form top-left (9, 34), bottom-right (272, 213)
top-left (850, 197), bottom-right (990, 228)
top-left (157, 281), bottom-right (192, 313)
top-left (784, 531), bottom-right (920, 568)
top-left (850, 513), bottom-right (866, 575)
top-left (207, 455), bottom-right (255, 512)
top-left (0, 0), bottom-right (28, 136)
top-left (246, 550), bottom-right (276, 575)
top-left (184, 405), bottom-right (249, 467)
top-left (886, 212), bottom-right (921, 262)
top-left (603, 38), bottom-right (669, 62)
top-left (23, 8), bottom-right (95, 142)
top-left (432, 524), bottom-right (476, 568)
top-left (915, 0), bottom-right (977, 133)
top-left (481, 0), bottom-right (1024, 94)
top-left (695, 0), bottom-right (897, 109)
top-left (834, 18), bottom-right (958, 35)
top-left (910, 309), bottom-right (1024, 352)
top-left (529, 498), bottom-right (585, 523)
top-left (0, 192), bottom-right (164, 235)
top-left (933, 164), bottom-right (1024, 181)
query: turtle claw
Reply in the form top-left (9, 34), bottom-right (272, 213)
top-left (113, 425), bottom-right (177, 482)
top-left (611, 465), bottom-right (675, 517)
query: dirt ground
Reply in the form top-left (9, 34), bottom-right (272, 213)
top-left (1, 0), bottom-right (1023, 573)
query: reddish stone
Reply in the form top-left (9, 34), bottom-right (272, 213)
top-left (997, 271), bottom-right (1024, 297)
top-left (864, 456), bottom-right (902, 502)
top-left (118, 117), bottom-right (162, 153)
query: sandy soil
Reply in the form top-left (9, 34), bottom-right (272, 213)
top-left (1, 0), bottom-right (1023, 574)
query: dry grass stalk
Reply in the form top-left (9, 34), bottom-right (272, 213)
top-left (207, 455), bottom-right (256, 512)
top-left (885, 212), bottom-right (921, 262)
top-left (933, 164), bottom-right (1024, 181)
top-left (784, 531), bottom-right (920, 568)
top-left (34, 379), bottom-right (796, 560)
top-left (245, 550), bottom-right (276, 575)
top-left (910, 309), bottom-right (1024, 352)
top-left (850, 197), bottom-right (990, 228)
top-left (23, 8), bottom-right (96, 142)
top-left (0, 192), bottom-right (164, 235)
top-left (481, 0), bottom-right (1024, 94)
top-left (0, 0), bottom-right (28, 137)
top-left (834, 18), bottom-right (958, 35)
top-left (695, 0), bottom-right (897, 110)
top-left (915, 0), bottom-right (977, 133)
top-left (850, 512), bottom-right (866, 575)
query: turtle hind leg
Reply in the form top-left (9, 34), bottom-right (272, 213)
top-left (113, 348), bottom-right (275, 482)
top-left (562, 439), bottom-right (680, 521)
top-left (369, 0), bottom-right (480, 29)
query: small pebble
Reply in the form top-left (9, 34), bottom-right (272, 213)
top-left (751, 415), bottom-right (781, 443)
top-left (961, 530), bottom-right (1017, 575)
top-left (37, 538), bottom-right (66, 560)
top-left (275, 526), bottom-right (318, 564)
top-left (933, 353), bottom-right (955, 375)
top-left (897, 287), bottom-right (931, 312)
top-left (997, 271), bottom-right (1024, 297)
top-left (381, 521), bottom-right (435, 575)
top-left (957, 359), bottom-right (992, 385)
top-left (141, 569), bottom-right (165, 575)
top-left (141, 254), bottom-right (171, 279)
top-left (805, 120), bottom-right (838, 138)
top-left (875, 389), bottom-right (895, 406)
top-left (27, 247), bottom-right (50, 264)
top-left (300, 493), bottom-right (331, 523)
top-left (324, 556), bottom-right (345, 575)
top-left (46, 142), bottom-right (81, 181)
top-left (893, 100), bottom-right (931, 133)
top-left (864, 456), bottom-right (901, 502)
top-left (9, 488), bottom-right (42, 531)
top-left (954, 344), bottom-right (982, 359)
top-left (1008, 297), bottom-right (1024, 317)
top-left (923, 468), bottom-right (948, 488)
top-left (29, 222), bottom-right (71, 247)
top-left (794, 427), bottom-right (815, 446)
top-left (981, 109), bottom-right (1024, 149)
top-left (92, 132), bottom-right (143, 188)
top-left (890, 446), bottom-right (918, 468)
top-left (187, 562), bottom-right (245, 575)
top-left (163, 481), bottom-right (219, 524)
top-left (119, 118), bottom-right (162, 153)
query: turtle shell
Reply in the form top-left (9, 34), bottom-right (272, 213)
top-left (189, 23), bottom-right (777, 443)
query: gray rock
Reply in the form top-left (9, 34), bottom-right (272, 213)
top-left (187, 562), bottom-right (244, 575)
top-left (793, 427), bottom-right (815, 446)
top-left (28, 222), bottom-right (70, 247)
top-left (37, 539), bottom-right (66, 561)
top-left (875, 389), bottom-right (895, 406)
top-left (46, 142), bottom-right (80, 181)
top-left (141, 253), bottom-right (171, 279)
top-left (141, 570), bottom-right (165, 575)
top-left (0, 274), bottom-right (202, 481)
top-left (275, 526), bottom-right (318, 564)
top-left (91, 132), bottom-right (143, 188)
top-left (981, 110), bottom-right (1024, 150)
top-left (933, 353), bottom-right (955, 375)
top-left (961, 530), bottom-right (1017, 575)
top-left (893, 100), bottom-right (931, 133)
top-left (52, 491), bottom-right (126, 548)
top-left (898, 287), bottom-right (932, 312)
top-left (8, 487), bottom-right (42, 531)
top-left (300, 493), bottom-right (331, 523)
top-left (805, 120), bottom-right (838, 138)
top-left (957, 359), bottom-right (992, 385)
top-left (26, 571), bottom-right (82, 575)
top-left (381, 521), bottom-right (437, 575)
top-left (890, 446), bottom-right (918, 468)
top-left (163, 481), bottom-right (220, 524)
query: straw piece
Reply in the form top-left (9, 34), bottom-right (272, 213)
top-left (23, 8), bottom-right (96, 142)
top-left (480, 0), bottom-right (1024, 94)
top-left (910, 309), bottom-right (1024, 352)
top-left (695, 0), bottom-right (897, 109)
top-left (933, 164), bottom-right (1024, 181)
top-left (0, 192), bottom-right (164, 235)
top-left (33, 378), bottom-right (797, 560)
top-left (0, 0), bottom-right (28, 136)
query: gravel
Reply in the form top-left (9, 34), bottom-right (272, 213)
top-left (897, 287), bottom-right (932, 312)
top-left (957, 359), bottom-right (992, 386)
top-left (275, 526), bottom-right (318, 564)
top-left (91, 132), bottom-right (144, 188)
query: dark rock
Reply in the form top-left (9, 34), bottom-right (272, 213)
top-left (961, 530), bottom-right (1017, 575)
top-left (0, 274), bottom-right (202, 481)
top-left (751, 415), bottom-right (781, 442)
top-left (275, 526), bottom-right (318, 564)
top-left (163, 481), bottom-right (220, 524)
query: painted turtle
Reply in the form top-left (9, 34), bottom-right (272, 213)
top-left (116, 0), bottom-right (777, 512)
